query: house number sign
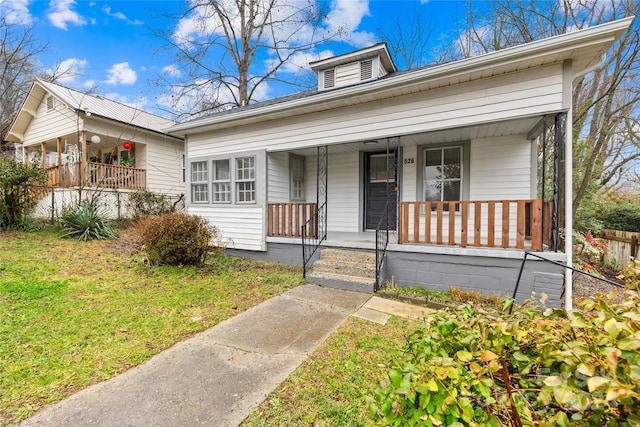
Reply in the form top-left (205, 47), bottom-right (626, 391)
top-left (404, 157), bottom-right (415, 164)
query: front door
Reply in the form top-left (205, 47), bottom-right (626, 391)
top-left (365, 152), bottom-right (398, 230)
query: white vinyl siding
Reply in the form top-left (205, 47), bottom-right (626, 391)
top-left (469, 136), bottom-right (532, 200)
top-left (267, 152), bottom-right (289, 202)
top-left (187, 64), bottom-right (564, 158)
top-left (143, 136), bottom-right (184, 196)
top-left (22, 96), bottom-right (77, 146)
top-left (188, 206), bottom-right (264, 251)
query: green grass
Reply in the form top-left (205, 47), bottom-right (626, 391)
top-left (0, 228), bottom-right (303, 426)
top-left (241, 316), bottom-right (416, 426)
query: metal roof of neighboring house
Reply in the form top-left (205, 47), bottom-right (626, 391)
top-left (6, 79), bottom-right (178, 143)
top-left (168, 16), bottom-right (633, 136)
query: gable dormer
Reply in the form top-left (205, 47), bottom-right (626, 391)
top-left (309, 43), bottom-right (396, 91)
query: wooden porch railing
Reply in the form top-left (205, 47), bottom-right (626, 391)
top-left (399, 200), bottom-right (548, 251)
top-left (267, 203), bottom-right (317, 238)
top-left (45, 162), bottom-right (146, 190)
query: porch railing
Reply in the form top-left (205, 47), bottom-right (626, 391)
top-left (399, 199), bottom-right (549, 251)
top-left (44, 162), bottom-right (146, 190)
top-left (302, 202), bottom-right (327, 278)
top-left (267, 203), bottom-right (317, 238)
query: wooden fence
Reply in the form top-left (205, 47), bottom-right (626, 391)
top-left (600, 229), bottom-right (639, 269)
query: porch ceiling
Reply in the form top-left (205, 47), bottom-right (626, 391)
top-left (286, 115), bottom-right (542, 156)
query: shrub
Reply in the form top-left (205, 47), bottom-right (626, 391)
top-left (139, 213), bottom-right (219, 266)
top-left (573, 230), bottom-right (609, 273)
top-left (127, 190), bottom-right (174, 217)
top-left (369, 292), bottom-right (640, 426)
top-left (0, 159), bottom-right (47, 229)
top-left (58, 199), bottom-right (117, 241)
top-left (618, 258), bottom-right (640, 291)
top-left (576, 194), bottom-right (640, 234)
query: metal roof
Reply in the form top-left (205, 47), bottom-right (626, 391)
top-left (6, 79), bottom-right (178, 143)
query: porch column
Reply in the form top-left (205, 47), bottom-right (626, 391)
top-left (81, 131), bottom-right (88, 187)
top-left (564, 62), bottom-right (574, 311)
top-left (56, 137), bottom-right (62, 166)
top-left (40, 142), bottom-right (46, 169)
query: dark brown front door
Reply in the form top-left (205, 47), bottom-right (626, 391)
top-left (365, 152), bottom-right (397, 230)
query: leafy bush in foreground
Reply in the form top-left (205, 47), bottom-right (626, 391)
top-left (58, 199), bottom-right (117, 241)
top-left (369, 292), bottom-right (640, 426)
top-left (0, 159), bottom-right (46, 229)
top-left (140, 213), bottom-right (219, 266)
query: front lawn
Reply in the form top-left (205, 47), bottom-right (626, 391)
top-left (0, 228), bottom-right (303, 426)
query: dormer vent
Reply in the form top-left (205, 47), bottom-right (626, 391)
top-left (323, 69), bottom-right (335, 89)
top-left (360, 59), bottom-right (373, 80)
top-left (46, 95), bottom-right (55, 111)
top-left (309, 43), bottom-right (397, 92)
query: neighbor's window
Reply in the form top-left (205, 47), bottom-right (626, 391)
top-left (423, 146), bottom-right (462, 202)
top-left (236, 156), bottom-right (256, 203)
top-left (212, 159), bottom-right (231, 203)
top-left (191, 161), bottom-right (209, 203)
top-left (290, 155), bottom-right (305, 201)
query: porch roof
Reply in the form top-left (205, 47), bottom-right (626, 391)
top-left (167, 17), bottom-right (632, 137)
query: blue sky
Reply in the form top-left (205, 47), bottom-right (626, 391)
top-left (3, 0), bottom-right (468, 118)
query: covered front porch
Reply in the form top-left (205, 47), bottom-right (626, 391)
top-left (24, 131), bottom-right (147, 191)
top-left (264, 113), bottom-right (563, 256)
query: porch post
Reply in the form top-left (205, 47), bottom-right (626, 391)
top-left (81, 131), bottom-right (88, 187)
top-left (564, 62), bottom-right (574, 311)
top-left (40, 142), bottom-right (46, 169)
top-left (56, 138), bottom-right (62, 167)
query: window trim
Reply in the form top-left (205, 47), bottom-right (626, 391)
top-left (416, 141), bottom-right (470, 205)
top-left (190, 160), bottom-right (209, 204)
top-left (235, 156), bottom-right (256, 204)
top-left (289, 154), bottom-right (305, 202)
top-left (212, 159), bottom-right (231, 204)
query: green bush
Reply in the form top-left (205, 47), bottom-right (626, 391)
top-left (140, 213), bottom-right (219, 266)
top-left (58, 199), bottom-right (117, 241)
top-left (0, 159), bottom-right (47, 229)
top-left (127, 190), bottom-right (174, 217)
top-left (369, 292), bottom-right (640, 426)
top-left (576, 195), bottom-right (640, 233)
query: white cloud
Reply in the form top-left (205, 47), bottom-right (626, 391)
top-left (323, 0), bottom-right (376, 47)
top-left (104, 92), bottom-right (150, 110)
top-left (82, 79), bottom-right (96, 89)
top-left (162, 64), bottom-right (181, 77)
top-left (47, 0), bottom-right (87, 30)
top-left (105, 62), bottom-right (137, 85)
top-left (54, 58), bottom-right (88, 83)
top-left (269, 50), bottom-right (333, 74)
top-left (102, 5), bottom-right (143, 25)
top-left (4, 0), bottom-right (33, 25)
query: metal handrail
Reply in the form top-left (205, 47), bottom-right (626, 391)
top-left (301, 201), bottom-right (327, 278)
top-left (375, 200), bottom-right (391, 292)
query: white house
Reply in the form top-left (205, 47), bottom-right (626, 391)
top-left (168, 18), bottom-right (632, 307)
top-left (6, 79), bottom-right (185, 214)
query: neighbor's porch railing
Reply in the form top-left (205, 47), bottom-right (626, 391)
top-left (399, 199), bottom-right (551, 251)
top-left (45, 162), bottom-right (146, 190)
top-left (267, 202), bottom-right (318, 238)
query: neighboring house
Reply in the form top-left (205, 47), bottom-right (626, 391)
top-left (168, 18), bottom-right (632, 307)
top-left (6, 79), bottom-right (185, 206)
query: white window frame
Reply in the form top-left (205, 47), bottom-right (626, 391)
top-left (190, 161), bottom-right (209, 203)
top-left (235, 156), bottom-right (256, 204)
top-left (423, 146), bottom-right (463, 204)
top-left (289, 154), bottom-right (305, 201)
top-left (212, 159), bottom-right (231, 203)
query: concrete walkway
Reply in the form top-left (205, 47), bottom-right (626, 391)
top-left (16, 286), bottom-right (430, 427)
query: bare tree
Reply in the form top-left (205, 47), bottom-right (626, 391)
top-left (153, 0), bottom-right (343, 119)
top-left (0, 14), bottom-right (47, 156)
top-left (448, 0), bottom-right (640, 211)
top-left (377, 6), bottom-right (437, 70)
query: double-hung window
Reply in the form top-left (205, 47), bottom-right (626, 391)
top-left (212, 159), bottom-right (231, 203)
top-left (191, 161), bottom-right (209, 203)
top-left (423, 146), bottom-right (462, 203)
top-left (236, 156), bottom-right (256, 203)
top-left (290, 155), bottom-right (305, 201)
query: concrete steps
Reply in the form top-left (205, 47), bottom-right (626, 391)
top-left (305, 248), bottom-right (376, 293)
